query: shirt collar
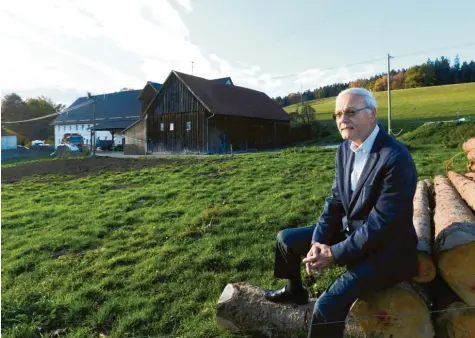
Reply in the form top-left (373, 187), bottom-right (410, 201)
top-left (350, 124), bottom-right (380, 154)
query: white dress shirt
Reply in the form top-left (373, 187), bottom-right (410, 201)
top-left (350, 124), bottom-right (380, 191)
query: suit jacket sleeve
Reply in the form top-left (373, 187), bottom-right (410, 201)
top-left (311, 147), bottom-right (345, 245)
top-left (330, 152), bottom-right (417, 266)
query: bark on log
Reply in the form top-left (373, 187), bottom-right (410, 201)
top-left (465, 172), bottom-right (475, 181)
top-left (216, 283), bottom-right (363, 337)
top-left (216, 282), bottom-right (434, 337)
top-left (349, 281), bottom-right (434, 338)
top-left (448, 171), bottom-right (475, 211)
top-left (434, 175), bottom-right (475, 305)
top-left (413, 180), bottom-right (436, 283)
top-left (463, 138), bottom-right (475, 153)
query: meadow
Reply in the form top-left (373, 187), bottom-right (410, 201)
top-left (285, 82), bottom-right (475, 143)
top-left (2, 121), bottom-right (474, 337)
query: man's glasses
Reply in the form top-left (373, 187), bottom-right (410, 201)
top-left (332, 107), bottom-right (370, 120)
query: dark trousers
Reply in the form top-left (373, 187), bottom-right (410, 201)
top-left (274, 225), bottom-right (405, 338)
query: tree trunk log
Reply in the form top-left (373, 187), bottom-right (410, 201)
top-left (463, 138), bottom-right (475, 153)
top-left (413, 180), bottom-right (436, 283)
top-left (349, 281), bottom-right (434, 338)
top-left (434, 175), bottom-right (475, 305)
top-left (216, 283), bottom-right (365, 337)
top-left (448, 171), bottom-right (475, 211)
top-left (433, 274), bottom-right (475, 338)
top-left (435, 301), bottom-right (475, 338)
top-left (216, 282), bottom-right (435, 337)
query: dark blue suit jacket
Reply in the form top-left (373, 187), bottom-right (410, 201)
top-left (312, 124), bottom-right (419, 281)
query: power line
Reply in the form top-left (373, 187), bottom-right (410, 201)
top-left (271, 41), bottom-right (475, 81)
top-left (393, 41), bottom-right (475, 60)
top-left (271, 57), bottom-right (387, 80)
top-left (2, 99), bottom-right (94, 124)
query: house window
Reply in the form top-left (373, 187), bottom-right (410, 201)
top-left (160, 123), bottom-right (164, 131)
top-left (186, 122), bottom-right (191, 131)
top-left (170, 123), bottom-right (174, 131)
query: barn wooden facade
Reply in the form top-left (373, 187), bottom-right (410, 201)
top-left (123, 71), bottom-right (291, 155)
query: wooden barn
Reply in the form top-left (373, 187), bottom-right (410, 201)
top-left (122, 71), bottom-right (291, 155)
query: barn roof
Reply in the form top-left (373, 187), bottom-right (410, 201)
top-left (52, 89), bottom-right (143, 125)
top-left (173, 71), bottom-right (290, 121)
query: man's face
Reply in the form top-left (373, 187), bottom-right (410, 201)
top-left (334, 94), bottom-right (376, 146)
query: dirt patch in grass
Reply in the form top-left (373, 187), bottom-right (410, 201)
top-left (1, 157), bottom-right (195, 184)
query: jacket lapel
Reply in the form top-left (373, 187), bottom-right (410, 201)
top-left (343, 144), bottom-right (354, 212)
top-left (348, 124), bottom-right (387, 211)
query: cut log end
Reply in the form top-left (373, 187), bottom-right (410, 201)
top-left (438, 242), bottom-right (475, 306)
top-left (435, 301), bottom-right (475, 338)
top-left (413, 251), bottom-right (437, 283)
top-left (349, 282), bottom-right (434, 338)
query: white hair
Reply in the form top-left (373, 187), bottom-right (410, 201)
top-left (336, 87), bottom-right (378, 114)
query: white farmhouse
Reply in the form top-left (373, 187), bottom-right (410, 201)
top-left (51, 82), bottom-right (161, 149)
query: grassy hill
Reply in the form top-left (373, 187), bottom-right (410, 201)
top-left (2, 122), bottom-right (474, 338)
top-left (284, 83), bottom-right (475, 143)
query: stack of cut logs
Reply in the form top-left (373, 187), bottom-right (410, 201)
top-left (216, 138), bottom-right (475, 338)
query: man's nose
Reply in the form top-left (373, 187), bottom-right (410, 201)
top-left (341, 113), bottom-right (351, 123)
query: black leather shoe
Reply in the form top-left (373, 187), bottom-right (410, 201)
top-left (264, 286), bottom-right (309, 305)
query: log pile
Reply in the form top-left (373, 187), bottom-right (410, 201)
top-left (216, 138), bottom-right (475, 337)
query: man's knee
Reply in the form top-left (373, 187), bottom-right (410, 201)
top-left (312, 291), bottom-right (348, 322)
top-left (276, 229), bottom-right (290, 247)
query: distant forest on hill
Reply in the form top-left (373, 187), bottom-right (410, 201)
top-left (274, 55), bottom-right (475, 107)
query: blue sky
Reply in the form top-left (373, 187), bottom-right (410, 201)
top-left (1, 0), bottom-right (474, 105)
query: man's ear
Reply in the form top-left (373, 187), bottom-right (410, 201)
top-left (371, 110), bottom-right (377, 122)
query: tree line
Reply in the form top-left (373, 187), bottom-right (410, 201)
top-left (274, 55), bottom-right (475, 107)
top-left (1, 93), bottom-right (65, 145)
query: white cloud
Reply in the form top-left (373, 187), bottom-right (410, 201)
top-left (174, 0), bottom-right (193, 12)
top-left (0, 0), bottom-right (382, 104)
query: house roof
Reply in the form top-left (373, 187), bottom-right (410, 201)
top-left (149, 82), bottom-right (162, 91)
top-left (211, 77), bottom-right (234, 85)
top-left (52, 89), bottom-right (143, 125)
top-left (94, 119), bottom-right (140, 131)
top-left (173, 71), bottom-right (290, 121)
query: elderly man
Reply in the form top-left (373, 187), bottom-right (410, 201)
top-left (264, 87), bottom-right (418, 337)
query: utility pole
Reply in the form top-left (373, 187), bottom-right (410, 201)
top-left (191, 61), bottom-right (194, 75)
top-left (300, 83), bottom-right (303, 109)
top-left (387, 54), bottom-right (394, 136)
top-left (87, 92), bottom-right (96, 157)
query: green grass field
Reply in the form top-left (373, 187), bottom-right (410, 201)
top-left (2, 122), bottom-right (475, 338)
top-left (285, 83), bottom-right (475, 143)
